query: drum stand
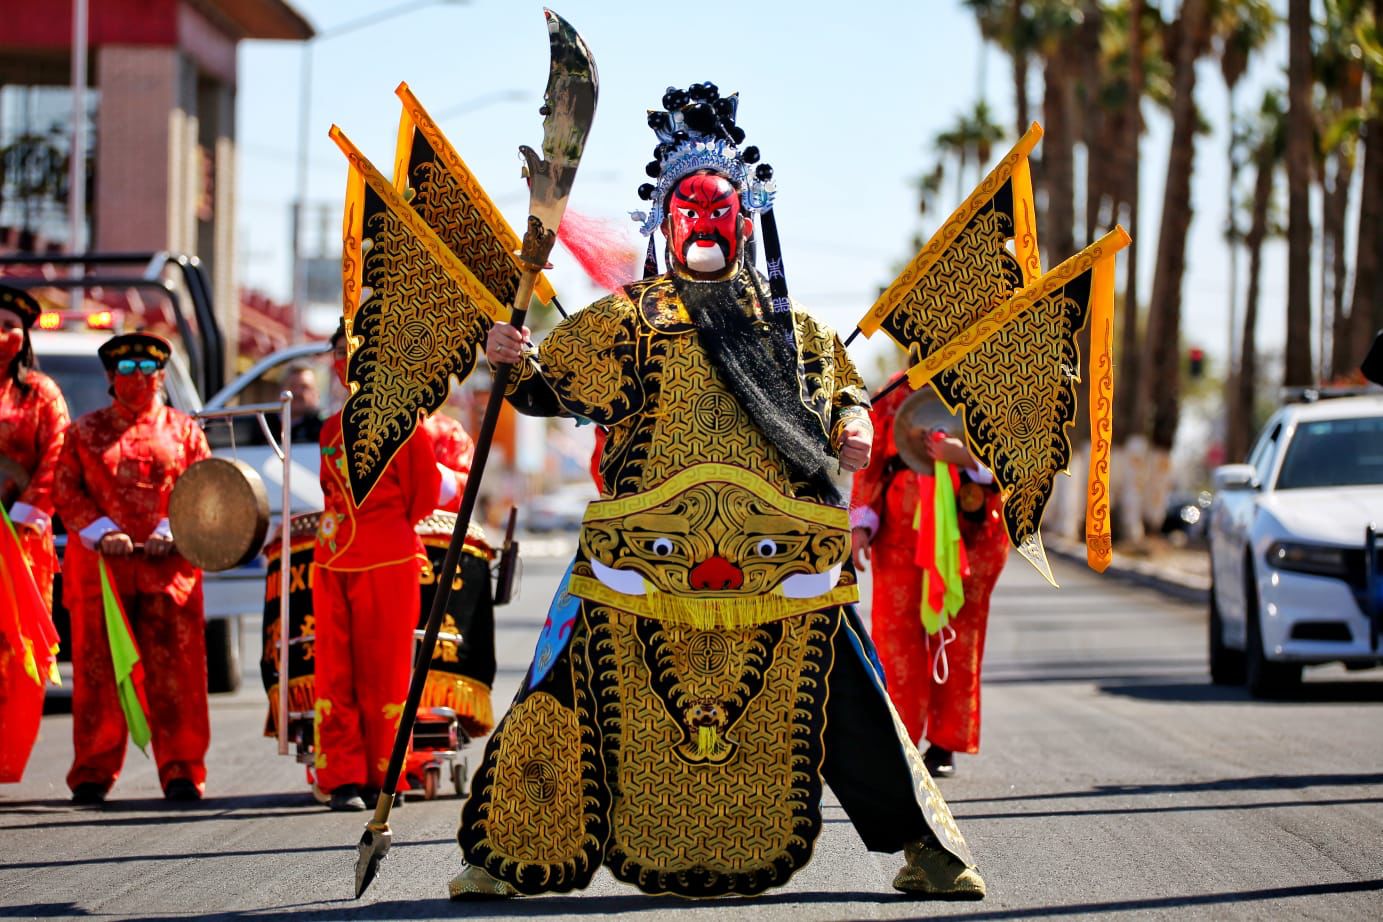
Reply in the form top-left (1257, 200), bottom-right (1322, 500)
top-left (195, 391), bottom-right (295, 757)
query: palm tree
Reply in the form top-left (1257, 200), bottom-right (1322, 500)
top-left (1141, 0), bottom-right (1280, 456)
top-left (933, 100), bottom-right (1008, 201)
top-left (1229, 90), bottom-right (1286, 463)
top-left (965, 0), bottom-right (1040, 136)
top-left (1140, 0), bottom-right (1213, 454)
top-left (1215, 0), bottom-right (1277, 386)
top-left (1284, 0), bottom-right (1315, 386)
top-left (1318, 0), bottom-right (1368, 379)
top-left (1346, 0), bottom-right (1382, 366)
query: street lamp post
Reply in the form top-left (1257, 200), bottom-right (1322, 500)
top-left (68, 0), bottom-right (88, 256)
top-left (289, 0), bottom-right (467, 343)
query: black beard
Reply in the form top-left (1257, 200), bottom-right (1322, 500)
top-left (674, 270), bottom-right (843, 505)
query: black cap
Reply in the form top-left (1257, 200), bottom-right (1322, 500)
top-left (98, 332), bottom-right (172, 371)
top-left (0, 284), bottom-right (42, 328)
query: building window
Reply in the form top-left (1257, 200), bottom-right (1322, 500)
top-left (0, 85), bottom-right (98, 251)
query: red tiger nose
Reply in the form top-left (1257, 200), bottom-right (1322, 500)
top-left (689, 556), bottom-right (743, 591)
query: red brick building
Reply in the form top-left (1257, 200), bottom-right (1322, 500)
top-left (0, 0), bottom-right (312, 367)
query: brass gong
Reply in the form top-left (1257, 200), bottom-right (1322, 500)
top-left (169, 457), bottom-right (270, 571)
top-left (894, 387), bottom-right (962, 473)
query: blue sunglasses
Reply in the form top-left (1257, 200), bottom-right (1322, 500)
top-left (115, 359), bottom-right (160, 376)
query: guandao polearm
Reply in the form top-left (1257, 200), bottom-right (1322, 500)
top-left (351, 8), bottom-right (598, 898)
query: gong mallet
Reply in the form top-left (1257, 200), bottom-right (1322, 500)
top-left (352, 8), bottom-right (598, 899)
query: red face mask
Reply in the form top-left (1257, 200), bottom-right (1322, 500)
top-left (0, 329), bottom-right (22, 367)
top-left (667, 173), bottom-right (743, 274)
top-left (333, 356), bottom-right (348, 388)
top-left (112, 370), bottom-right (162, 413)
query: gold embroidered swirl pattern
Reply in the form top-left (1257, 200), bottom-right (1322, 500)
top-left (591, 607), bottom-right (834, 897)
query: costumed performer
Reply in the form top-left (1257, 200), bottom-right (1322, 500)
top-left (0, 284), bottom-right (69, 782)
top-left (451, 82), bottom-right (984, 901)
top-left (53, 332), bottom-right (211, 803)
top-left (850, 376), bottom-right (1007, 777)
top-left (313, 321), bottom-right (441, 811)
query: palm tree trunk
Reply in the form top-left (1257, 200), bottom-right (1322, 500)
top-left (1284, 0), bottom-right (1315, 386)
top-left (1010, 0), bottom-right (1030, 135)
top-left (1349, 3), bottom-right (1383, 357)
top-left (1115, 0), bottom-right (1145, 447)
top-left (1042, 54), bottom-right (1077, 263)
top-left (1141, 0), bottom-right (1210, 451)
top-left (1325, 153), bottom-right (1353, 378)
top-left (1231, 144), bottom-right (1274, 464)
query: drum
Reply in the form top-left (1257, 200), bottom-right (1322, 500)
top-left (416, 512), bottom-right (497, 739)
top-left (260, 511), bottom-right (499, 740)
top-left (170, 457), bottom-right (270, 570)
top-left (261, 512), bottom-right (320, 736)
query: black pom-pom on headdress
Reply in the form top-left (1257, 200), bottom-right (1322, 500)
top-left (630, 82), bottom-right (776, 237)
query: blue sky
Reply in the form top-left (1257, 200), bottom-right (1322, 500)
top-left (236, 0), bottom-right (1300, 383)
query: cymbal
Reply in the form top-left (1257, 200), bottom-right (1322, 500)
top-left (893, 388), bottom-right (960, 472)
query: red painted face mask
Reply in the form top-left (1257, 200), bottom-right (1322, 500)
top-left (667, 173), bottom-right (742, 274)
top-left (112, 370), bottom-right (162, 413)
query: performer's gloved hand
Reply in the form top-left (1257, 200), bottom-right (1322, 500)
top-left (98, 532), bottom-right (136, 557)
top-left (486, 323), bottom-right (532, 367)
top-left (850, 527), bottom-right (872, 572)
top-left (835, 419), bottom-right (872, 473)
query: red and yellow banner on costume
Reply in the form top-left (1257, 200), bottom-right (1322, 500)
top-left (856, 123), bottom-right (1128, 584)
top-left (392, 83), bottom-right (555, 308)
top-left (332, 125), bottom-right (506, 506)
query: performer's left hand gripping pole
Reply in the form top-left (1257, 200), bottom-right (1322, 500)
top-left (353, 8), bottom-right (597, 899)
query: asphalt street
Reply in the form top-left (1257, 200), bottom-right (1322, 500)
top-left (2, 537), bottom-right (1381, 921)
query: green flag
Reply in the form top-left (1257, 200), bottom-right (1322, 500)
top-left (98, 558), bottom-right (151, 753)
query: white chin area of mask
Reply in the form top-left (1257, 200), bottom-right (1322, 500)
top-left (684, 244), bottom-right (727, 274)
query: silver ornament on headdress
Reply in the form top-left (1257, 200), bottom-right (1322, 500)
top-left (630, 87), bottom-right (776, 236)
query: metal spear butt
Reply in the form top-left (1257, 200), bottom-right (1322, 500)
top-left (354, 819), bottom-right (392, 899)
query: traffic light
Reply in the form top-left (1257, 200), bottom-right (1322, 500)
top-left (1188, 347), bottom-right (1205, 379)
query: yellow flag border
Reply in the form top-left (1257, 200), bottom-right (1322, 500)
top-left (392, 82), bottom-right (556, 305)
top-left (858, 122), bottom-right (1044, 337)
top-left (904, 225), bottom-right (1131, 390)
top-left (329, 124), bottom-right (506, 327)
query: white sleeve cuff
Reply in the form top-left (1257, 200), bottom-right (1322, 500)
top-left (9, 502), bottom-right (49, 534)
top-left (850, 506), bottom-right (880, 537)
top-left (967, 463), bottom-right (994, 485)
top-left (437, 465), bottom-right (459, 506)
top-left (79, 516), bottom-right (121, 550)
top-left (152, 518), bottom-right (173, 540)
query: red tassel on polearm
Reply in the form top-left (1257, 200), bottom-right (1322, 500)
top-left (555, 209), bottom-right (642, 293)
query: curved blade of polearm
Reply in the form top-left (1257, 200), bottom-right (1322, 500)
top-left (353, 7), bottom-right (598, 900)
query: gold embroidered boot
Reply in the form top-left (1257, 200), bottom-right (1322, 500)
top-left (447, 865), bottom-right (520, 900)
top-left (892, 838), bottom-right (986, 899)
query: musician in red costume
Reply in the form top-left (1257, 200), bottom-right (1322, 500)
top-left (423, 407), bottom-right (474, 513)
top-left (53, 332), bottom-right (211, 803)
top-left (0, 285), bottom-right (70, 784)
top-left (0, 285), bottom-right (69, 608)
top-left (313, 323), bottom-right (441, 811)
top-left (850, 378), bottom-right (1008, 778)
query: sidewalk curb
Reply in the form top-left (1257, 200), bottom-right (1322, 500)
top-left (1045, 537), bottom-right (1210, 606)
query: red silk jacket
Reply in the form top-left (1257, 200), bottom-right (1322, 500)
top-left (0, 372), bottom-right (70, 518)
top-left (53, 401), bottom-right (209, 601)
top-left (315, 412), bottom-right (441, 572)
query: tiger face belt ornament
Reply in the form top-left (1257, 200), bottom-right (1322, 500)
top-left (569, 463), bottom-right (855, 628)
